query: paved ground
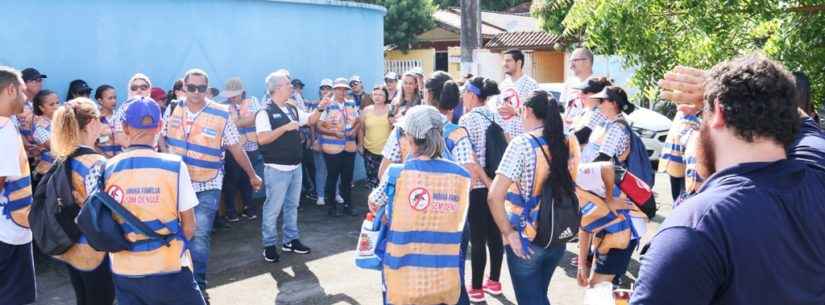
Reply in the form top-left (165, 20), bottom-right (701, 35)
top-left (32, 173), bottom-right (676, 305)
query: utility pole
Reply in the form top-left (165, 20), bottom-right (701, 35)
top-left (460, 0), bottom-right (480, 76)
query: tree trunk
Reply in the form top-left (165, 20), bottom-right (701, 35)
top-left (460, 0), bottom-right (481, 75)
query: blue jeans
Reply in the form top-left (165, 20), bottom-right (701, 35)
top-left (313, 151), bottom-right (327, 198)
top-left (505, 244), bottom-right (566, 305)
top-left (262, 165), bottom-right (302, 247)
top-left (190, 190), bottom-right (221, 291)
top-left (114, 267), bottom-right (205, 305)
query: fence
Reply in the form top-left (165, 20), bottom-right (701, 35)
top-left (384, 59), bottom-right (422, 76)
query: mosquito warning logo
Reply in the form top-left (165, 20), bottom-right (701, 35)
top-left (408, 188), bottom-right (431, 211)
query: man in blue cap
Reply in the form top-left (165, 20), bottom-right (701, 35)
top-left (102, 97), bottom-right (205, 305)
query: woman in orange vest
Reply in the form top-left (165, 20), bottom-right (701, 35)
top-left (317, 78), bottom-right (360, 217)
top-left (487, 91), bottom-right (580, 304)
top-left (50, 98), bottom-right (114, 305)
top-left (368, 105), bottom-right (472, 305)
top-left (94, 84), bottom-right (121, 157)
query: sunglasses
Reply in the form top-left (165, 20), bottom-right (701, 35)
top-left (186, 84), bottom-right (208, 93)
top-left (130, 84), bottom-right (149, 91)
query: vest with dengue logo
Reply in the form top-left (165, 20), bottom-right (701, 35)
top-left (2, 118), bottom-right (33, 230)
top-left (165, 101), bottom-right (229, 182)
top-left (382, 159), bottom-right (471, 305)
top-left (34, 116), bottom-right (55, 174)
top-left (657, 113), bottom-right (700, 178)
top-left (97, 116), bottom-right (122, 157)
top-left (55, 153), bottom-right (108, 271)
top-left (319, 100), bottom-right (358, 154)
top-left (104, 148), bottom-right (188, 276)
top-left (504, 130), bottom-right (549, 242)
top-left (233, 99), bottom-right (258, 150)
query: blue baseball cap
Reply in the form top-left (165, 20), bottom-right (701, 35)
top-left (124, 97), bottom-right (161, 129)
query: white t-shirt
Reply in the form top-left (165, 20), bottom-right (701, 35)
top-left (0, 119), bottom-right (32, 245)
top-left (177, 162), bottom-right (199, 212)
top-left (255, 101), bottom-right (311, 171)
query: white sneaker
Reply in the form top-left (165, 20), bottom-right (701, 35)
top-left (316, 197), bottom-right (326, 206)
top-left (336, 194), bottom-right (344, 204)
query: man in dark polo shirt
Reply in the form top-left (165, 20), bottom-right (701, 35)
top-left (632, 53), bottom-right (825, 305)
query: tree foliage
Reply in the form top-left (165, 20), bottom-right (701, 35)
top-left (354, 0), bottom-right (436, 51)
top-left (432, 0), bottom-right (527, 11)
top-left (533, 0), bottom-right (825, 106)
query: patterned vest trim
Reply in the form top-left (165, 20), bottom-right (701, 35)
top-left (97, 116), bottom-right (122, 157)
top-left (165, 102), bottom-right (228, 182)
top-left (34, 117), bottom-right (54, 174)
top-left (2, 130), bottom-right (32, 228)
top-left (233, 99), bottom-right (258, 149)
top-left (658, 114), bottom-right (700, 177)
top-left (683, 131), bottom-right (703, 195)
top-left (382, 159), bottom-right (471, 305)
top-left (55, 153), bottom-right (108, 271)
top-left (104, 149), bottom-right (186, 276)
top-left (319, 101), bottom-right (357, 154)
top-left (575, 189), bottom-right (634, 254)
top-left (504, 131), bottom-right (548, 242)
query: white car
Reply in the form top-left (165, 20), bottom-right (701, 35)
top-left (625, 106), bottom-right (672, 161)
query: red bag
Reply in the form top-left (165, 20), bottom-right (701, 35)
top-left (619, 170), bottom-right (653, 206)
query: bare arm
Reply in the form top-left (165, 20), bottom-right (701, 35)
top-left (180, 208), bottom-right (196, 240)
top-left (235, 115), bottom-right (256, 128)
top-left (227, 143), bottom-right (262, 191)
top-left (357, 112), bottom-right (366, 151)
top-left (316, 120), bottom-right (340, 137)
top-left (487, 174), bottom-right (514, 236)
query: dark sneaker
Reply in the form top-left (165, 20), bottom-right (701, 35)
top-left (263, 246), bottom-right (280, 263)
top-left (282, 239), bottom-right (311, 254)
top-left (242, 210), bottom-right (257, 220)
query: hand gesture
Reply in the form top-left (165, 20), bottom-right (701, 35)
top-left (577, 260), bottom-right (591, 287)
top-left (249, 174), bottom-right (263, 192)
top-left (318, 95), bottom-right (333, 109)
top-left (281, 121), bottom-right (300, 132)
top-left (659, 66), bottom-right (707, 109)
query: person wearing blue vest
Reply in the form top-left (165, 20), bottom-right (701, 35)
top-left (0, 66), bottom-right (36, 305)
top-left (159, 69), bottom-right (263, 299)
top-left (488, 91), bottom-right (580, 305)
top-left (317, 78), bottom-right (361, 217)
top-left (368, 105), bottom-right (471, 305)
top-left (104, 97), bottom-right (205, 305)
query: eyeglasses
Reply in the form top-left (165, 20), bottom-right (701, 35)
top-left (130, 84), bottom-right (149, 91)
top-left (186, 84), bottom-right (208, 93)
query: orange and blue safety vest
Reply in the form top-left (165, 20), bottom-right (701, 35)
top-left (658, 113), bottom-right (701, 177)
top-left (165, 101), bottom-right (229, 182)
top-left (104, 148), bottom-right (188, 276)
top-left (381, 159), bottom-right (471, 305)
top-left (319, 100), bottom-right (358, 154)
top-left (33, 116), bottom-right (54, 174)
top-left (683, 131), bottom-right (703, 195)
top-left (504, 130), bottom-right (548, 249)
top-left (54, 152), bottom-right (108, 271)
top-left (232, 99), bottom-right (258, 150)
top-left (398, 123), bottom-right (460, 163)
top-left (2, 119), bottom-right (33, 229)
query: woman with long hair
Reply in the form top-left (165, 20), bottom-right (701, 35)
top-left (487, 91), bottom-right (580, 304)
top-left (390, 72), bottom-right (421, 118)
top-left (357, 85), bottom-right (393, 190)
top-left (458, 76), bottom-right (506, 302)
top-left (32, 89), bottom-right (59, 176)
top-left (94, 85), bottom-right (121, 157)
top-left (50, 98), bottom-right (115, 305)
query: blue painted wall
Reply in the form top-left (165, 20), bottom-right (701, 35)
top-left (0, 0), bottom-right (386, 101)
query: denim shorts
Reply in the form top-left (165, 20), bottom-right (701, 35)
top-left (594, 238), bottom-right (639, 276)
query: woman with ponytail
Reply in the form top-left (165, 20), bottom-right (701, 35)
top-left (486, 91), bottom-right (580, 304)
top-left (50, 97), bottom-right (115, 305)
top-left (458, 76), bottom-right (506, 302)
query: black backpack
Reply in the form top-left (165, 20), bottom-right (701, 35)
top-left (480, 113), bottom-right (508, 178)
top-left (29, 147), bottom-right (97, 255)
top-left (527, 135), bottom-right (581, 248)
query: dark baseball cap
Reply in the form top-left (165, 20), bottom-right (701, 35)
top-left (572, 77), bottom-right (611, 94)
top-left (21, 68), bottom-right (47, 82)
top-left (291, 79), bottom-right (305, 88)
top-left (69, 79), bottom-right (92, 95)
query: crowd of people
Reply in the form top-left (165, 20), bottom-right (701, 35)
top-left (0, 45), bottom-right (823, 305)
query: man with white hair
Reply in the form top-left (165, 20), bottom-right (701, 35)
top-left (562, 48), bottom-right (595, 124)
top-left (255, 70), bottom-right (329, 263)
